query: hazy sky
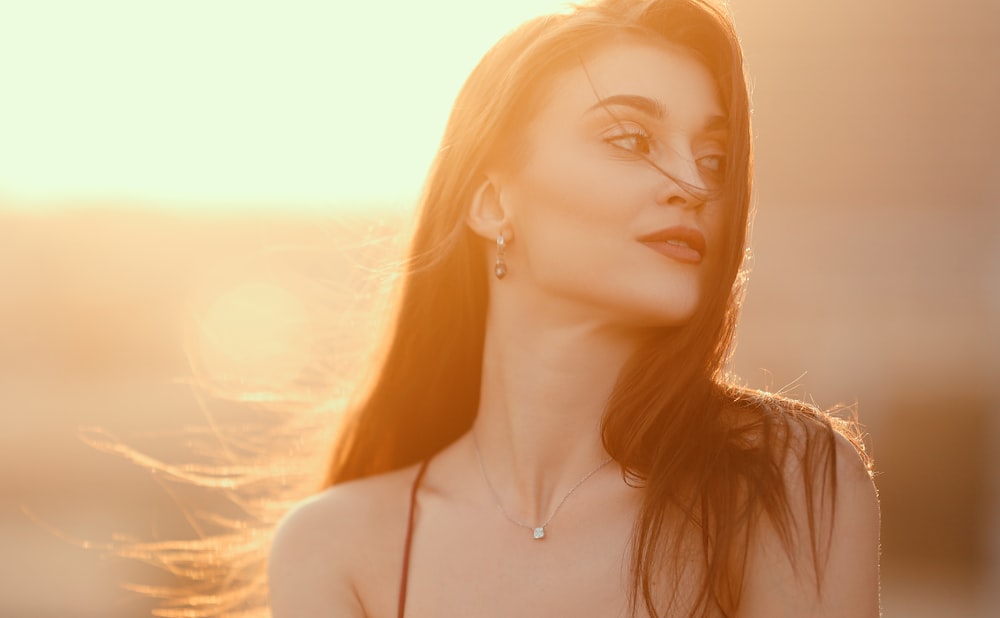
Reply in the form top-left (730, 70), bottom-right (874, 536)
top-left (0, 0), bottom-right (571, 211)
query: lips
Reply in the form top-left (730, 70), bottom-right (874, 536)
top-left (637, 225), bottom-right (706, 264)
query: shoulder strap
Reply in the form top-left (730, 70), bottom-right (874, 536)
top-left (397, 458), bottom-right (430, 618)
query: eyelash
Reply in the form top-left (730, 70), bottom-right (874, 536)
top-left (603, 123), bottom-right (727, 177)
top-left (603, 123), bottom-right (653, 156)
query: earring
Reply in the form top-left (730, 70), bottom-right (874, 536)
top-left (494, 232), bottom-right (507, 280)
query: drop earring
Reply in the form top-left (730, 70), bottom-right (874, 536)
top-left (494, 232), bottom-right (507, 280)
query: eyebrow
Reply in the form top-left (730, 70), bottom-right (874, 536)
top-left (587, 94), bottom-right (665, 118)
top-left (585, 93), bottom-right (728, 132)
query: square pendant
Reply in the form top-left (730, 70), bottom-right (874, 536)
top-left (532, 527), bottom-right (545, 539)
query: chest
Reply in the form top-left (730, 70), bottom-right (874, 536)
top-left (358, 489), bottom-right (643, 618)
top-left (409, 526), bottom-right (634, 618)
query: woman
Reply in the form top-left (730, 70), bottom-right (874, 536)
top-left (268, 0), bottom-right (881, 616)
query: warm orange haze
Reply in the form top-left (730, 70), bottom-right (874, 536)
top-left (1, 0), bottom-right (998, 617)
top-left (0, 0), bottom-right (574, 209)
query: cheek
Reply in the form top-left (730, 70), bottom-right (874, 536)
top-left (510, 135), bottom-right (642, 233)
top-left (508, 148), bottom-right (637, 279)
top-left (697, 203), bottom-right (734, 295)
top-left (704, 204), bottom-right (730, 260)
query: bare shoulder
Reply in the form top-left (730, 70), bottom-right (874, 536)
top-left (268, 464), bottom-right (422, 618)
top-left (731, 393), bottom-right (881, 617)
top-left (721, 389), bottom-right (875, 486)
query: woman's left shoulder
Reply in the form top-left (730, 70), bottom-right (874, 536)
top-left (723, 388), bottom-right (881, 616)
top-left (720, 386), bottom-right (874, 480)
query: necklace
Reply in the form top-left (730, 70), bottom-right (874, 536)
top-left (471, 432), bottom-right (614, 540)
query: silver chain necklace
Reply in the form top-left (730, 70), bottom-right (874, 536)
top-left (472, 431), bottom-right (614, 540)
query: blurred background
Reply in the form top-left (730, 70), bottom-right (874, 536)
top-left (1, 0), bottom-right (997, 616)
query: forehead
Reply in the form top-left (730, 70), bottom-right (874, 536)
top-left (533, 36), bottom-right (724, 127)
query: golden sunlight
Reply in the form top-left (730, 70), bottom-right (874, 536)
top-left (0, 0), bottom-right (572, 212)
top-left (192, 281), bottom-right (312, 389)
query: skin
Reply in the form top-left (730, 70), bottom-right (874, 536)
top-left (268, 38), bottom-right (881, 618)
top-left (493, 37), bottom-right (729, 332)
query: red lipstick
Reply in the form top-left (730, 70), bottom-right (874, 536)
top-left (637, 226), bottom-right (706, 265)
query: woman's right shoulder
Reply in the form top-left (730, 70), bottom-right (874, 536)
top-left (267, 464), bottom-right (423, 617)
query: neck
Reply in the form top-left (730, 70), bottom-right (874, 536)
top-left (469, 289), bottom-right (642, 524)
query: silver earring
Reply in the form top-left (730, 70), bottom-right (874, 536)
top-left (494, 232), bottom-right (507, 280)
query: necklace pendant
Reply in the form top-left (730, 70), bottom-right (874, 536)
top-left (532, 527), bottom-right (545, 539)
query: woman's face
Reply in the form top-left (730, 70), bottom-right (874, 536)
top-left (499, 37), bottom-right (729, 329)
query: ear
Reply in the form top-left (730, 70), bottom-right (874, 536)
top-left (465, 176), bottom-right (513, 243)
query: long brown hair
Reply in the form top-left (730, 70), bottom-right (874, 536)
top-left (324, 1), bottom-right (869, 616)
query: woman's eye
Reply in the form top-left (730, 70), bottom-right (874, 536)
top-left (604, 126), bottom-right (652, 156)
top-left (698, 154), bottom-right (726, 174)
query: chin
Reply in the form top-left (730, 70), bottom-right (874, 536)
top-left (617, 296), bottom-right (701, 330)
top-left (638, 309), bottom-right (698, 330)
top-left (632, 283), bottom-right (703, 324)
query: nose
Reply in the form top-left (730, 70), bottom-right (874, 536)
top-left (653, 151), bottom-right (707, 210)
top-left (661, 191), bottom-right (696, 208)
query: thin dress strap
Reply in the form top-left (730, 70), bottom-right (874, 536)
top-left (398, 458), bottom-right (430, 618)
